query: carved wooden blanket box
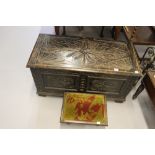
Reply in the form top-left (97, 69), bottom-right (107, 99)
top-left (27, 34), bottom-right (141, 102)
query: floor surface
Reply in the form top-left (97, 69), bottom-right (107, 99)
top-left (0, 26), bottom-right (155, 128)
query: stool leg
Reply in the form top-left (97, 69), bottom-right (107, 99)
top-left (132, 82), bottom-right (145, 99)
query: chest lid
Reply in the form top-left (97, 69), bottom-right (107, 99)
top-left (27, 34), bottom-right (141, 75)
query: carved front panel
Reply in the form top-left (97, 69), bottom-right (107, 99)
top-left (42, 73), bottom-right (80, 91)
top-left (31, 68), bottom-right (138, 101)
top-left (87, 76), bottom-right (127, 94)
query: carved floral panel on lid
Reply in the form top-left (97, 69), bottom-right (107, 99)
top-left (27, 34), bottom-right (134, 72)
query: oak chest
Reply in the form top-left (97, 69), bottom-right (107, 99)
top-left (27, 34), bottom-right (142, 102)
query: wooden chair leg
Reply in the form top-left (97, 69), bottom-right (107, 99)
top-left (100, 26), bottom-right (104, 37)
top-left (132, 82), bottom-right (145, 99)
top-left (62, 26), bottom-right (66, 35)
top-left (55, 26), bottom-right (60, 35)
top-left (112, 26), bottom-right (122, 40)
top-left (78, 26), bottom-right (83, 31)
